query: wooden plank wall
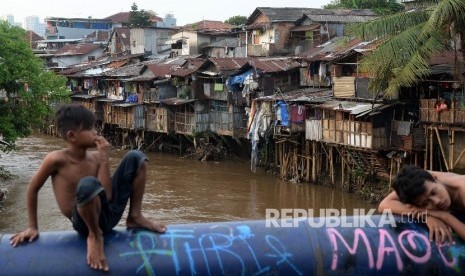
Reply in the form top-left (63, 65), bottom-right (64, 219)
top-left (333, 77), bottom-right (355, 98)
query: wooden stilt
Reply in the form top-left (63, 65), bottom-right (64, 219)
top-left (341, 148), bottom-right (345, 189)
top-left (424, 127), bottom-right (428, 170)
top-left (430, 127), bottom-right (433, 170)
top-left (434, 127), bottom-right (449, 171)
top-left (329, 147), bottom-right (334, 184)
top-left (450, 129), bottom-right (454, 170)
top-left (306, 140), bottom-right (310, 182)
top-left (311, 141), bottom-right (316, 182)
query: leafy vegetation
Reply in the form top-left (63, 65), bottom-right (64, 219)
top-left (349, 0), bottom-right (465, 97)
top-left (0, 21), bottom-right (69, 152)
top-left (323, 0), bottom-right (404, 15)
top-left (224, 15), bottom-right (248, 26)
top-left (129, 2), bottom-right (152, 28)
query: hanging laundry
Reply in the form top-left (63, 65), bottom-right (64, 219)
top-left (290, 105), bottom-right (306, 123)
top-left (275, 100), bottom-right (289, 127)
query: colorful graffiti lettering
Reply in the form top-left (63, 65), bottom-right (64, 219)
top-left (119, 225), bottom-right (300, 275)
top-left (327, 227), bottom-right (461, 272)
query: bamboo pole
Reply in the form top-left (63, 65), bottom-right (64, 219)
top-left (390, 158), bottom-right (394, 187)
top-left (430, 127), bottom-right (433, 170)
top-left (434, 127), bottom-right (449, 171)
top-left (295, 147), bottom-right (298, 179)
top-left (424, 127), bottom-right (428, 170)
top-left (450, 129), bottom-right (454, 170)
top-left (329, 147), bottom-right (334, 184)
top-left (341, 148), bottom-right (345, 189)
top-left (312, 141), bottom-right (316, 182)
top-left (306, 140), bottom-right (310, 182)
top-left (453, 146), bottom-right (465, 168)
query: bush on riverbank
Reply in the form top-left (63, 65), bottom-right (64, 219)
top-left (0, 165), bottom-right (16, 204)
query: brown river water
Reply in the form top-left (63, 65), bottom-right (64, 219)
top-left (0, 134), bottom-right (374, 233)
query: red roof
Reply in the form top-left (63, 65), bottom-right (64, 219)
top-left (104, 11), bottom-right (162, 23)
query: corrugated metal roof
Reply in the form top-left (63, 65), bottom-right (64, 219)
top-left (170, 58), bottom-right (208, 77)
top-left (113, 103), bottom-right (141, 107)
top-left (209, 58), bottom-right (250, 71)
top-left (249, 7), bottom-right (314, 23)
top-left (316, 100), bottom-right (383, 115)
top-left (103, 63), bottom-right (145, 78)
top-left (170, 68), bottom-right (197, 77)
top-left (305, 14), bottom-right (376, 23)
top-left (147, 64), bottom-right (176, 78)
top-left (54, 43), bottom-right (102, 56)
top-left (299, 36), bottom-right (378, 62)
top-left (96, 98), bottom-right (123, 103)
top-left (122, 70), bottom-right (155, 82)
top-left (161, 97), bottom-right (196, 105)
top-left (71, 94), bottom-right (106, 99)
top-left (256, 88), bottom-right (332, 102)
top-left (250, 58), bottom-right (301, 73)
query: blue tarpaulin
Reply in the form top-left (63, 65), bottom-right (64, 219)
top-left (276, 100), bottom-right (289, 127)
top-left (227, 69), bottom-right (254, 92)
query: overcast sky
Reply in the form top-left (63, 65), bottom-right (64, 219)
top-left (2, 0), bottom-right (332, 26)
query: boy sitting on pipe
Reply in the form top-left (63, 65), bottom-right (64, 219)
top-left (10, 104), bottom-right (166, 271)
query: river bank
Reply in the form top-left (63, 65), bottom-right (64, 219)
top-left (0, 134), bottom-right (375, 233)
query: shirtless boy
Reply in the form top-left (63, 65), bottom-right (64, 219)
top-left (10, 103), bottom-right (166, 271)
top-left (379, 165), bottom-right (465, 244)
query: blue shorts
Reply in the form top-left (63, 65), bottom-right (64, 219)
top-left (71, 150), bottom-right (147, 236)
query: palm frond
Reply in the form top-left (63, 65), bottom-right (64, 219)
top-left (348, 10), bottom-right (429, 41)
top-left (359, 24), bottom-right (447, 96)
top-left (426, 0), bottom-right (465, 31)
top-left (386, 33), bottom-right (446, 95)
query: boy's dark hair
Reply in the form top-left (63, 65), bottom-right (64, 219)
top-left (392, 165), bottom-right (435, 204)
top-left (55, 104), bottom-right (96, 139)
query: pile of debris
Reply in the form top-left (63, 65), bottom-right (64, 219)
top-left (185, 138), bottom-right (231, 161)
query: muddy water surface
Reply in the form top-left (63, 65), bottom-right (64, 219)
top-left (0, 134), bottom-right (374, 233)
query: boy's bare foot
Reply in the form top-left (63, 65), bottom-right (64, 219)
top-left (127, 215), bottom-right (167, 233)
top-left (87, 235), bottom-right (109, 271)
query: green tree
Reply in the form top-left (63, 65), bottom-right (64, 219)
top-left (0, 21), bottom-right (69, 152)
top-left (348, 0), bottom-right (465, 97)
top-left (129, 2), bottom-right (152, 27)
top-left (224, 15), bottom-right (248, 26)
top-left (324, 0), bottom-right (404, 15)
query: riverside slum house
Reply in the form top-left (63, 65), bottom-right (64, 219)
top-left (168, 20), bottom-right (238, 57)
top-left (416, 51), bottom-right (465, 172)
top-left (59, 54), bottom-right (145, 123)
top-left (166, 57), bottom-right (250, 146)
top-left (245, 7), bottom-right (377, 57)
top-left (246, 36), bottom-right (424, 189)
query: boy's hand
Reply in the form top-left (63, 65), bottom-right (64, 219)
top-left (425, 216), bottom-right (453, 245)
top-left (9, 228), bottom-right (39, 247)
top-left (95, 136), bottom-right (111, 159)
top-left (404, 204), bottom-right (427, 220)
